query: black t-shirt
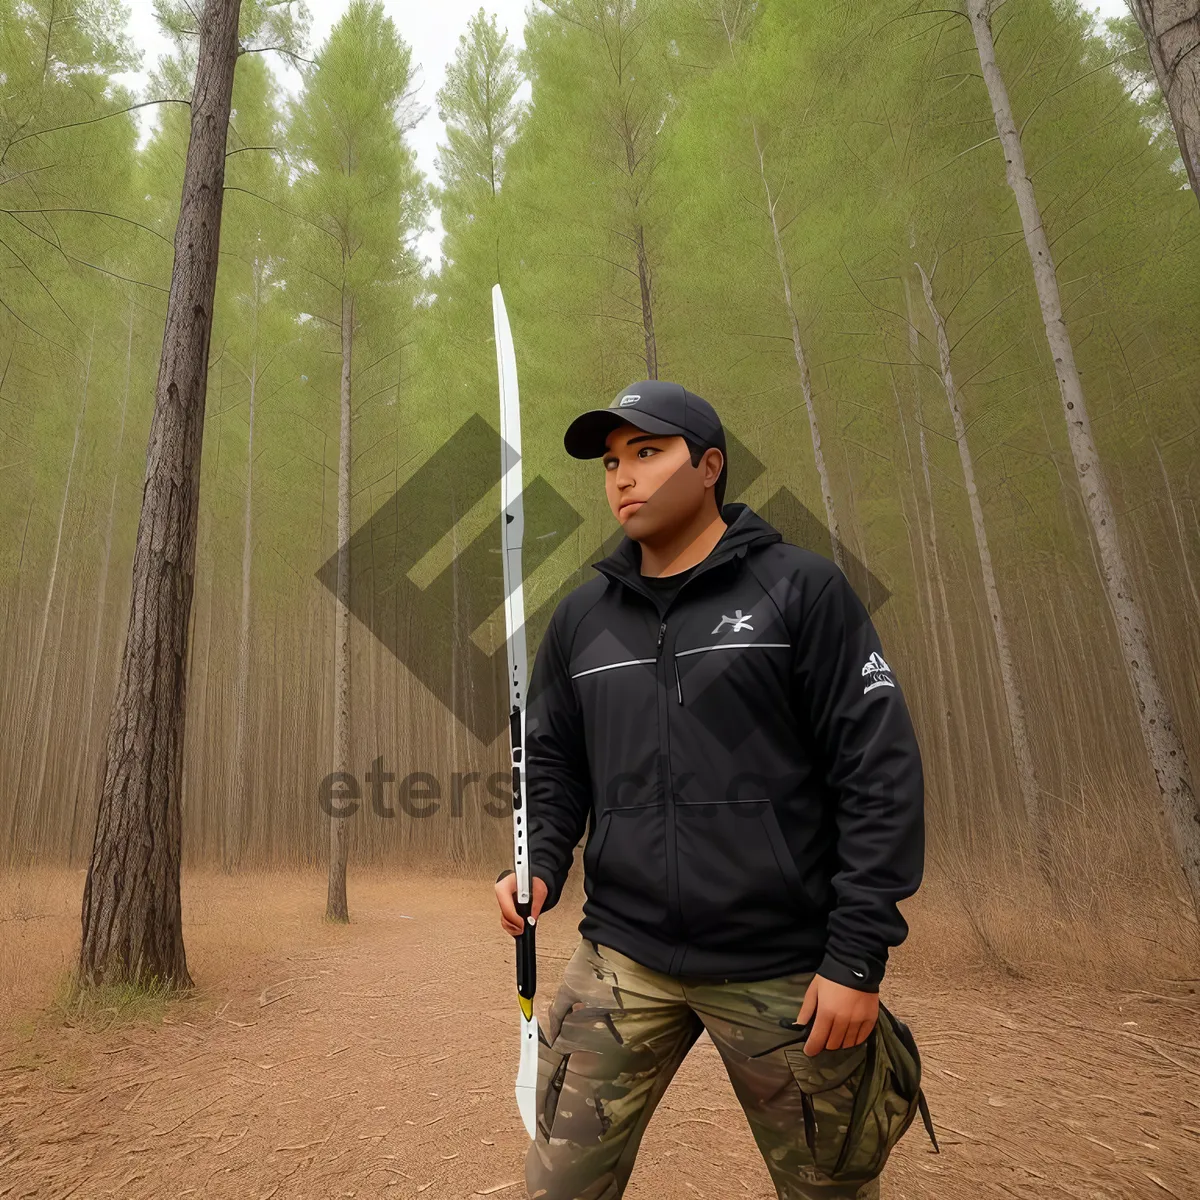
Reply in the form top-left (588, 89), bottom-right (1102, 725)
top-left (639, 561), bottom-right (700, 612)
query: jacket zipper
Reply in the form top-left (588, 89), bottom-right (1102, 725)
top-left (607, 547), bottom-right (751, 969)
top-left (657, 560), bottom-right (745, 708)
top-left (655, 613), bottom-right (682, 951)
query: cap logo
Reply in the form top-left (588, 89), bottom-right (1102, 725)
top-left (618, 394), bottom-right (640, 406)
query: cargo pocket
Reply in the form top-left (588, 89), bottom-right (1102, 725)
top-left (782, 1035), bottom-right (872, 1180)
top-left (535, 1025), bottom-right (570, 1141)
top-left (784, 1012), bottom-right (935, 1185)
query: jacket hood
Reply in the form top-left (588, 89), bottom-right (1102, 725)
top-left (591, 501), bottom-right (783, 590)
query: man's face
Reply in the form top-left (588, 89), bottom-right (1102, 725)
top-left (601, 422), bottom-right (722, 536)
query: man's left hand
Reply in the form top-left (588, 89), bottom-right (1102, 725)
top-left (796, 974), bottom-right (879, 1056)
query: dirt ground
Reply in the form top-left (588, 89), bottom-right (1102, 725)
top-left (1, 868), bottom-right (1198, 1200)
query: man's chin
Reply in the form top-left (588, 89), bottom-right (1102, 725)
top-left (623, 510), bottom-right (673, 544)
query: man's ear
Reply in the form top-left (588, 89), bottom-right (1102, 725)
top-left (704, 446), bottom-right (724, 486)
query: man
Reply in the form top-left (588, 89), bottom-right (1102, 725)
top-left (495, 379), bottom-right (924, 1200)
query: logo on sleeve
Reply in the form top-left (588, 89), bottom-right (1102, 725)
top-left (861, 651), bottom-right (895, 693)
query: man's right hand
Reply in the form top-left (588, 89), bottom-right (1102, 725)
top-left (495, 871), bottom-right (548, 937)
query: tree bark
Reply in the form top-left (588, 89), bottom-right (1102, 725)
top-left (752, 123), bottom-right (845, 572)
top-left (917, 261), bottom-right (1045, 853)
top-left (969, 0), bottom-right (1200, 910)
top-left (327, 284), bottom-right (353, 922)
top-left (634, 224), bottom-right (657, 380)
top-left (1127, 0), bottom-right (1200, 208)
top-left (904, 264), bottom-right (985, 848)
top-left (79, 0), bottom-right (242, 989)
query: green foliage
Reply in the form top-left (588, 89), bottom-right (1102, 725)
top-left (435, 7), bottom-right (524, 215)
top-left (285, 0), bottom-right (428, 301)
top-left (421, 7), bottom-right (524, 463)
top-left (153, 0), bottom-right (311, 58)
top-left (1099, 10), bottom-right (1184, 171)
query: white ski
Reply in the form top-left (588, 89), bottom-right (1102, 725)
top-left (494, 283), bottom-right (539, 1141)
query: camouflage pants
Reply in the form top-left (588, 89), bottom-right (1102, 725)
top-left (525, 939), bottom-right (882, 1200)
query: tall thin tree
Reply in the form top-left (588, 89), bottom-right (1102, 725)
top-left (79, 0), bottom-right (306, 985)
top-left (287, 0), bottom-right (427, 921)
top-left (917, 258), bottom-right (1045, 866)
top-left (967, 0), bottom-right (1200, 911)
top-left (79, 0), bottom-right (242, 987)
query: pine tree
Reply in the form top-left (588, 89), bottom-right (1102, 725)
top-left (79, 0), bottom-right (307, 989)
top-left (285, 0), bottom-right (428, 921)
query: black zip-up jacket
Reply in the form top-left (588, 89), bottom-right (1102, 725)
top-left (524, 502), bottom-right (924, 992)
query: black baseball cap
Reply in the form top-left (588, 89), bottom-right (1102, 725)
top-left (563, 379), bottom-right (728, 507)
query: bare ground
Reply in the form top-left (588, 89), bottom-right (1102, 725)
top-left (1, 868), bottom-right (1198, 1200)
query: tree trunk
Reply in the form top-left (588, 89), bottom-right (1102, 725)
top-left (71, 299), bottom-right (135, 865)
top-left (752, 123), bottom-right (845, 572)
top-left (1128, 0), bottom-right (1200, 208)
top-left (903, 265), bottom-right (978, 844)
top-left (327, 284), bottom-right (354, 922)
top-left (888, 364), bottom-right (954, 803)
top-left (227, 250), bottom-right (261, 873)
top-left (618, 105), bottom-right (658, 380)
top-left (28, 495), bottom-right (88, 856)
top-left (634, 225), bottom-right (658, 380)
top-left (79, 0), bottom-right (242, 989)
top-left (17, 319), bottom-right (96, 832)
top-left (715, 11), bottom-right (844, 568)
top-left (917, 261), bottom-right (1046, 854)
top-left (969, 0), bottom-right (1200, 910)
top-left (1150, 436), bottom-right (1200, 621)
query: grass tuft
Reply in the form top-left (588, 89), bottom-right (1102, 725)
top-left (46, 968), bottom-right (183, 1032)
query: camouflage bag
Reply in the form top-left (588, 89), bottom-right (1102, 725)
top-left (782, 1003), bottom-right (939, 1185)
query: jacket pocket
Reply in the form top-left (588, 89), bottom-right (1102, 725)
top-left (758, 800), bottom-right (812, 911)
top-left (584, 805), bottom-right (671, 931)
top-left (582, 809), bottom-right (612, 883)
top-left (673, 799), bottom-right (809, 949)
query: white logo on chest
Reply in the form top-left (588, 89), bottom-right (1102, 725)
top-left (711, 609), bottom-right (753, 634)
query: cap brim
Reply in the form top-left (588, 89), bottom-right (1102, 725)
top-left (563, 409), bottom-right (689, 459)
